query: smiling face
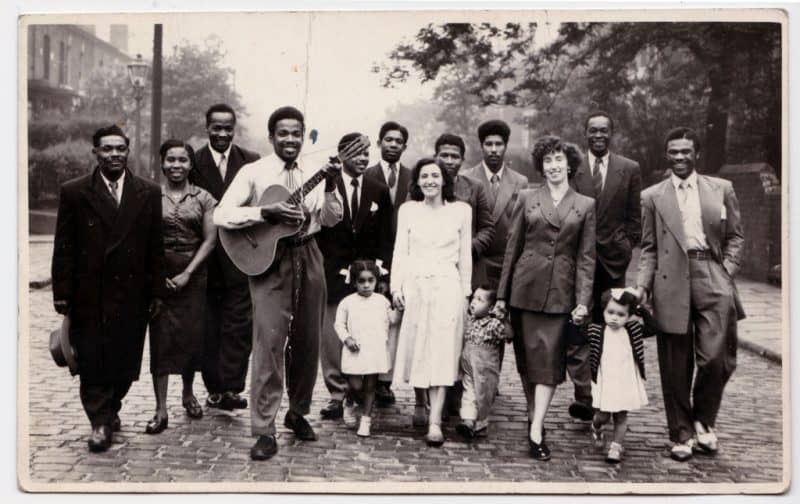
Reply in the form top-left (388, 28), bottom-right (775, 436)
top-left (342, 148), bottom-right (369, 178)
top-left (93, 135), bottom-right (129, 180)
top-left (435, 144), bottom-right (463, 179)
top-left (162, 146), bottom-right (192, 184)
top-left (270, 118), bottom-right (304, 163)
top-left (542, 149), bottom-right (569, 185)
top-left (355, 269), bottom-right (377, 297)
top-left (586, 115), bottom-right (612, 157)
top-left (603, 297), bottom-right (631, 330)
top-left (207, 111), bottom-right (235, 153)
top-left (481, 134), bottom-right (507, 171)
top-left (417, 163), bottom-right (444, 200)
top-left (666, 137), bottom-right (698, 179)
top-left (379, 129), bottom-right (406, 163)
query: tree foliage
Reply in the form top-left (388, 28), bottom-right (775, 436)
top-left (383, 22), bottom-right (782, 179)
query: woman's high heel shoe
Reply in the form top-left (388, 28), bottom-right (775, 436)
top-left (145, 415), bottom-right (168, 435)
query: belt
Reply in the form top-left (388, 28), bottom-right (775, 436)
top-left (687, 249), bottom-right (712, 260)
top-left (284, 234), bottom-right (315, 248)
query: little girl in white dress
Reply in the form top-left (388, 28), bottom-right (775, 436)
top-left (588, 288), bottom-right (654, 463)
top-left (335, 260), bottom-right (399, 437)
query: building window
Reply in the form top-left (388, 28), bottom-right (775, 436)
top-left (43, 35), bottom-right (50, 80)
top-left (58, 41), bottom-right (68, 85)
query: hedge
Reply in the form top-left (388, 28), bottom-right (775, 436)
top-left (28, 117), bottom-right (119, 151)
top-left (28, 140), bottom-right (94, 206)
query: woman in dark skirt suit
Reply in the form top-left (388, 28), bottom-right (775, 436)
top-left (146, 140), bottom-right (218, 434)
top-left (494, 136), bottom-right (596, 460)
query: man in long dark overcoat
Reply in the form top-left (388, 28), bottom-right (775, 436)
top-left (51, 125), bottom-right (165, 453)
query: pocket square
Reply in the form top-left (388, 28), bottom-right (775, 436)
top-left (370, 202), bottom-right (379, 212)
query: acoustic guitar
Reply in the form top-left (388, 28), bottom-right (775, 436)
top-left (219, 135), bottom-right (368, 276)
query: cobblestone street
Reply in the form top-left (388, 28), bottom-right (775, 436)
top-left (22, 242), bottom-right (787, 491)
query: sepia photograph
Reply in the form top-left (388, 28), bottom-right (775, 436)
top-left (17, 7), bottom-right (788, 494)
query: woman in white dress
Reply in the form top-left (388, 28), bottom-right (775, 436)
top-left (391, 157), bottom-right (472, 446)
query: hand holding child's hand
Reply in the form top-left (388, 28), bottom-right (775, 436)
top-left (570, 304), bottom-right (589, 325)
top-left (344, 337), bottom-right (360, 352)
top-left (491, 300), bottom-right (508, 319)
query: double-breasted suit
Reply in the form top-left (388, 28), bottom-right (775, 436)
top-left (453, 175), bottom-right (495, 288)
top-left (497, 186), bottom-right (596, 387)
top-left (189, 143), bottom-right (260, 397)
top-left (461, 163), bottom-right (529, 288)
top-left (365, 161), bottom-right (411, 249)
top-left (569, 152), bottom-right (642, 409)
top-left (52, 168), bottom-right (165, 426)
top-left (317, 174), bottom-right (394, 401)
top-left (637, 173), bottom-right (745, 443)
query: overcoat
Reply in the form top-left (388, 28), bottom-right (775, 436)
top-left (636, 174), bottom-right (746, 334)
top-left (52, 167), bottom-right (165, 384)
top-left (496, 185), bottom-right (596, 313)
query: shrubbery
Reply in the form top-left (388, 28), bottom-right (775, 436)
top-left (28, 140), bottom-right (93, 206)
top-left (28, 117), bottom-right (113, 150)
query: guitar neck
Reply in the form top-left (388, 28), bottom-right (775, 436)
top-left (286, 168), bottom-right (328, 205)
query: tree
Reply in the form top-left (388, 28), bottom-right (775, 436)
top-left (383, 22), bottom-right (782, 176)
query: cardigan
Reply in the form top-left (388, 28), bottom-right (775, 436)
top-left (588, 320), bottom-right (654, 382)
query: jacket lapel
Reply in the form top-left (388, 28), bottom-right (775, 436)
top-left (492, 169), bottom-right (514, 222)
top-left (655, 180), bottom-right (688, 253)
top-left (537, 187), bottom-right (561, 229)
top-left (570, 163), bottom-right (594, 197)
top-left (556, 187), bottom-right (577, 224)
top-left (469, 164), bottom-right (495, 209)
top-left (698, 175), bottom-right (723, 257)
top-left (396, 164), bottom-right (410, 204)
top-left (224, 145), bottom-right (243, 187)
top-left (81, 168), bottom-right (118, 228)
top-left (354, 177), bottom-right (374, 233)
top-left (106, 172), bottom-right (149, 257)
top-left (197, 147), bottom-right (225, 196)
top-left (336, 176), bottom-right (352, 226)
top-left (598, 154), bottom-right (623, 215)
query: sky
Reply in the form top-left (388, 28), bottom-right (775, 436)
top-left (91, 11), bottom-right (557, 163)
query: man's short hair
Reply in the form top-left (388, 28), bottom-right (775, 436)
top-left (92, 125), bottom-right (130, 147)
top-left (378, 121), bottom-right (409, 144)
top-left (477, 120), bottom-right (510, 144)
top-left (663, 126), bottom-right (701, 153)
top-left (584, 110), bottom-right (615, 131)
top-left (205, 103), bottom-right (237, 126)
top-left (338, 132), bottom-right (365, 153)
top-left (472, 285), bottom-right (498, 305)
top-left (268, 106), bottom-right (305, 136)
top-left (434, 133), bottom-right (466, 157)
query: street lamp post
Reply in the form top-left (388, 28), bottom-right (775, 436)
top-left (127, 54), bottom-right (149, 177)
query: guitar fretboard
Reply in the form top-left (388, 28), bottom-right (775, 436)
top-left (286, 169), bottom-right (327, 205)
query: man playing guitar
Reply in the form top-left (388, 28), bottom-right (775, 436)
top-left (213, 106), bottom-right (366, 461)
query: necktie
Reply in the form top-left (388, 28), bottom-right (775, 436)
top-left (387, 163), bottom-right (397, 189)
top-left (592, 157), bottom-right (603, 196)
top-left (490, 174), bottom-right (500, 196)
top-left (285, 162), bottom-right (298, 192)
top-left (350, 177), bottom-right (360, 227)
top-left (218, 152), bottom-right (227, 181)
top-left (679, 180), bottom-right (689, 207)
top-left (108, 181), bottom-right (119, 207)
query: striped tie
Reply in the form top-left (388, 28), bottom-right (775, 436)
top-left (592, 157), bottom-right (603, 197)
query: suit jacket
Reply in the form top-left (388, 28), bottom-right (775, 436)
top-left (453, 174), bottom-right (495, 288)
top-left (571, 152), bottom-right (642, 279)
top-left (189, 143), bottom-right (260, 287)
top-left (51, 168), bottom-right (165, 384)
top-left (497, 186), bottom-right (596, 313)
top-left (461, 163), bottom-right (529, 287)
top-left (636, 174), bottom-right (746, 334)
top-left (317, 175), bottom-right (394, 304)
top-left (365, 162), bottom-right (411, 241)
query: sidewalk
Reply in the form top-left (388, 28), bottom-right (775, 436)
top-left (28, 238), bottom-right (785, 363)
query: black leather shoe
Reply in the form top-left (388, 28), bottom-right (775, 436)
top-left (183, 396), bottom-right (204, 419)
top-left (145, 415), bottom-right (168, 434)
top-left (568, 401), bottom-right (594, 422)
top-left (220, 392), bottom-right (248, 411)
top-left (320, 400), bottom-right (343, 420)
top-left (284, 410), bottom-right (317, 441)
top-left (375, 383), bottom-right (396, 407)
top-left (88, 425), bottom-right (112, 453)
top-left (206, 393), bottom-right (222, 409)
top-left (250, 435), bottom-right (278, 461)
top-left (110, 415), bottom-right (121, 432)
top-left (456, 421), bottom-right (475, 440)
top-left (529, 438), bottom-right (551, 461)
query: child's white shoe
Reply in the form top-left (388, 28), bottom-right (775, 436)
top-left (357, 416), bottom-right (371, 437)
top-left (606, 441), bottom-right (623, 464)
top-left (590, 422), bottom-right (605, 448)
top-left (343, 400), bottom-right (358, 428)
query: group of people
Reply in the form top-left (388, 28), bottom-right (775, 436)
top-left (51, 103), bottom-right (745, 467)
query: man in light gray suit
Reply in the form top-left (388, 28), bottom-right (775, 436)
top-left (461, 120), bottom-right (529, 289)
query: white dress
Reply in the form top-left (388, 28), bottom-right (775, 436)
top-left (334, 292), bottom-right (394, 375)
top-left (390, 200), bottom-right (472, 388)
top-left (592, 325), bottom-right (649, 412)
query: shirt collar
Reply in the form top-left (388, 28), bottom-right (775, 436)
top-left (208, 142), bottom-right (233, 164)
top-left (341, 171), bottom-right (363, 187)
top-left (482, 161), bottom-right (504, 181)
top-left (587, 150), bottom-right (610, 168)
top-left (671, 170), bottom-right (698, 190)
top-left (380, 159), bottom-right (399, 172)
top-left (100, 169), bottom-right (125, 189)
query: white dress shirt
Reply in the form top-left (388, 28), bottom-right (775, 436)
top-left (213, 154), bottom-right (343, 235)
top-left (208, 142), bottom-right (233, 181)
top-left (482, 161), bottom-right (505, 184)
top-left (100, 170), bottom-right (125, 205)
top-left (340, 171), bottom-right (363, 218)
top-left (671, 171), bottom-right (709, 251)
top-left (379, 159), bottom-right (399, 203)
top-left (587, 151), bottom-right (610, 190)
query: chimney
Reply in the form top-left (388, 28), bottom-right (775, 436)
top-left (109, 25), bottom-right (128, 53)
